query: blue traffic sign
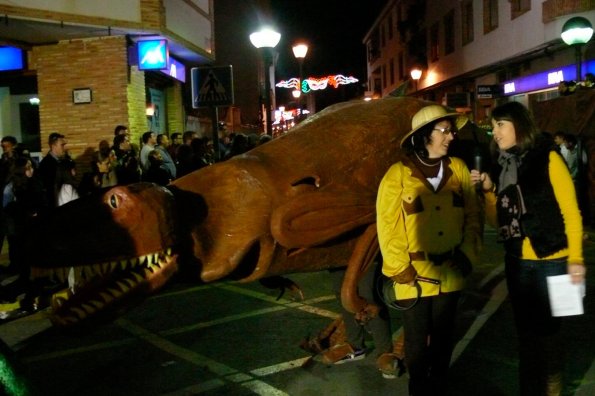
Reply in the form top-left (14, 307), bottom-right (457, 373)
top-left (191, 66), bottom-right (234, 108)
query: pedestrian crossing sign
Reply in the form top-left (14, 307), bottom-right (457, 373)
top-left (191, 65), bottom-right (234, 108)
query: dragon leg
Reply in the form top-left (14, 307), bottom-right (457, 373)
top-left (340, 223), bottom-right (380, 321)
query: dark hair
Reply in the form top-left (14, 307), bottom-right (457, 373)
top-left (142, 131), bottom-right (155, 144)
top-left (491, 101), bottom-right (539, 152)
top-left (157, 134), bottom-right (168, 146)
top-left (114, 125), bottom-right (128, 136)
top-left (49, 132), bottom-right (65, 145)
top-left (148, 149), bottom-right (162, 166)
top-left (8, 157), bottom-right (35, 199)
top-left (55, 157), bottom-right (77, 190)
top-left (113, 134), bottom-right (128, 148)
top-left (405, 117), bottom-right (456, 158)
top-left (183, 131), bottom-right (197, 143)
top-left (1, 136), bottom-right (17, 145)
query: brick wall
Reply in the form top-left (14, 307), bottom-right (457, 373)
top-left (140, 0), bottom-right (165, 29)
top-left (166, 82), bottom-right (185, 134)
top-left (127, 66), bottom-right (148, 147)
top-left (542, 0), bottom-right (595, 23)
top-left (31, 36), bottom-right (130, 163)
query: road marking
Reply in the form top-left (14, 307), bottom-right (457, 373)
top-left (160, 306), bottom-right (287, 336)
top-left (116, 318), bottom-right (237, 376)
top-left (451, 278), bottom-right (508, 364)
top-left (250, 357), bottom-right (311, 376)
top-left (117, 318), bottom-right (293, 396)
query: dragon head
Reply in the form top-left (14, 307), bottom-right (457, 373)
top-left (28, 183), bottom-right (178, 326)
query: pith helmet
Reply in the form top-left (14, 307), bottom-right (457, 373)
top-left (400, 105), bottom-right (467, 148)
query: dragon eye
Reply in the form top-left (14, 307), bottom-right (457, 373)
top-left (109, 194), bottom-right (119, 209)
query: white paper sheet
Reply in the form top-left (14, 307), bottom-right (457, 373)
top-left (546, 274), bottom-right (585, 317)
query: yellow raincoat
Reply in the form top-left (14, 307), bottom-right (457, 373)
top-left (377, 156), bottom-right (481, 300)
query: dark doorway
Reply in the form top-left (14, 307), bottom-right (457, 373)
top-left (19, 102), bottom-right (40, 152)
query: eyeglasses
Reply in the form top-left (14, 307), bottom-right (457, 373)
top-left (433, 126), bottom-right (456, 136)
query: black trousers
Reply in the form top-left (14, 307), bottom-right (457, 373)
top-left (401, 291), bottom-right (460, 396)
top-left (505, 254), bottom-right (566, 396)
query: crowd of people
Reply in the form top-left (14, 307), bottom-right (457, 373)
top-left (0, 125), bottom-right (271, 308)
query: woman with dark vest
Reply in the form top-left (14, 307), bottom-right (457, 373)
top-left (377, 105), bottom-right (481, 395)
top-left (471, 101), bottom-right (585, 396)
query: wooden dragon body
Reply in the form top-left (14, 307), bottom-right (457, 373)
top-left (27, 97), bottom-right (426, 326)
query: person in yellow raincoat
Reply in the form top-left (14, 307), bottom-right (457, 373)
top-left (377, 105), bottom-right (481, 396)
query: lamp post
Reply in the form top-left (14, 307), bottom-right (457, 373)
top-left (250, 27), bottom-right (281, 136)
top-left (561, 16), bottom-right (593, 82)
top-left (292, 43), bottom-right (308, 118)
top-left (410, 67), bottom-right (422, 92)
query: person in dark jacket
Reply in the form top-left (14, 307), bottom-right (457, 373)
top-left (471, 101), bottom-right (585, 396)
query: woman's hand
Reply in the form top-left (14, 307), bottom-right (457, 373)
top-left (568, 263), bottom-right (586, 284)
top-left (470, 170), bottom-right (495, 193)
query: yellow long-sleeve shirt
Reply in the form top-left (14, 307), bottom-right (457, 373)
top-left (484, 151), bottom-right (583, 265)
top-left (377, 157), bottom-right (481, 300)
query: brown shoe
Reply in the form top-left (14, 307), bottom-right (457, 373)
top-left (376, 352), bottom-right (405, 379)
top-left (318, 343), bottom-right (366, 365)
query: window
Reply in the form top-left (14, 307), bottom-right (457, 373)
top-left (444, 10), bottom-right (455, 55)
top-left (390, 58), bottom-right (395, 85)
top-left (461, 0), bottom-right (474, 46)
top-left (430, 22), bottom-right (439, 62)
top-left (381, 23), bottom-right (386, 47)
top-left (367, 29), bottom-right (380, 62)
top-left (382, 64), bottom-right (387, 88)
top-left (510, 0), bottom-right (531, 20)
top-left (483, 0), bottom-right (498, 34)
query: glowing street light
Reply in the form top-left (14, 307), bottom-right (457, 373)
top-left (410, 67), bottom-right (422, 92)
top-left (292, 42), bottom-right (309, 114)
top-left (561, 16), bottom-right (593, 82)
top-left (250, 27), bottom-right (281, 136)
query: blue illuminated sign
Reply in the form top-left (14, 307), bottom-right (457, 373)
top-left (0, 47), bottom-right (25, 71)
top-left (502, 60), bottom-right (595, 95)
top-left (159, 56), bottom-right (186, 83)
top-left (137, 39), bottom-right (168, 70)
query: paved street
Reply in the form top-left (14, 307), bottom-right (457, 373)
top-left (1, 227), bottom-right (594, 395)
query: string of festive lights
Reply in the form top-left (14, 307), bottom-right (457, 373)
top-left (276, 74), bottom-right (359, 93)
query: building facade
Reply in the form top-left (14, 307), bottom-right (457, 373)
top-left (0, 0), bottom-right (214, 162)
top-left (364, 0), bottom-right (595, 126)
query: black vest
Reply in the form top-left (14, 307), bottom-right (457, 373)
top-left (494, 139), bottom-right (568, 257)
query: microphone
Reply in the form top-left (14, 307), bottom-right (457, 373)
top-left (473, 152), bottom-right (482, 173)
top-left (473, 149), bottom-right (483, 191)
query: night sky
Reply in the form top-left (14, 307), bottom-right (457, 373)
top-left (269, 0), bottom-right (388, 110)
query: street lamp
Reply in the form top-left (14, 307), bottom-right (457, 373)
top-left (561, 16), bottom-right (593, 82)
top-left (250, 27), bottom-right (281, 136)
top-left (410, 67), bottom-right (422, 92)
top-left (292, 43), bottom-right (308, 115)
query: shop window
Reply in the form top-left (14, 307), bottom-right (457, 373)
top-left (483, 0), bottom-right (499, 34)
top-left (444, 10), bottom-right (455, 55)
top-left (461, 0), bottom-right (474, 46)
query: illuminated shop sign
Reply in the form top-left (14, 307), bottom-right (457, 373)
top-left (0, 46), bottom-right (25, 71)
top-left (502, 60), bottom-right (595, 95)
top-left (137, 39), bottom-right (169, 71)
top-left (159, 56), bottom-right (186, 83)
